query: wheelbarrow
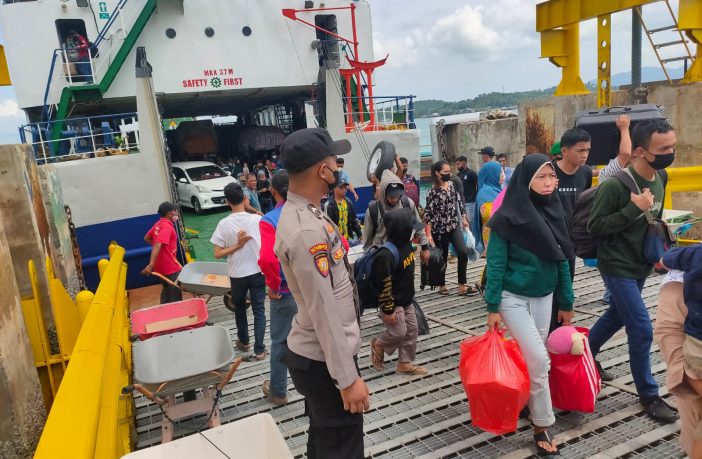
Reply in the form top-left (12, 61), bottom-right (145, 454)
top-left (131, 298), bottom-right (208, 341)
top-left (124, 326), bottom-right (241, 443)
top-left (152, 261), bottom-right (231, 304)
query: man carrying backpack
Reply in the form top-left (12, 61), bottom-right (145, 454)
top-left (587, 119), bottom-right (678, 424)
top-left (367, 208), bottom-right (428, 375)
top-left (363, 169), bottom-right (430, 265)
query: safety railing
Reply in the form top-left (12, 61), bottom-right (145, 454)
top-left (662, 166), bottom-right (702, 244)
top-left (42, 0), bottom-right (149, 120)
top-left (19, 112), bottom-right (140, 164)
top-left (35, 243), bottom-right (133, 459)
top-left (342, 95), bottom-right (416, 132)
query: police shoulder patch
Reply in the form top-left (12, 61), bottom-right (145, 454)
top-left (314, 252), bottom-right (330, 277)
top-left (332, 246), bottom-right (345, 261)
top-left (309, 243), bottom-right (328, 255)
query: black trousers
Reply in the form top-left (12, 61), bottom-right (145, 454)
top-left (160, 271), bottom-right (182, 304)
top-left (549, 256), bottom-right (576, 333)
top-left (284, 350), bottom-right (364, 459)
top-left (433, 226), bottom-right (469, 285)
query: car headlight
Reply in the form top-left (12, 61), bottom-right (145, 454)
top-left (195, 185), bottom-right (210, 193)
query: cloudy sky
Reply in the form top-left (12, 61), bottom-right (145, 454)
top-left (0, 0), bottom-right (687, 143)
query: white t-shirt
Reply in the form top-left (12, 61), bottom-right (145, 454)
top-left (210, 212), bottom-right (262, 278)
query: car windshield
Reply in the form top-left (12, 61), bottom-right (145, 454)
top-left (185, 165), bottom-right (227, 181)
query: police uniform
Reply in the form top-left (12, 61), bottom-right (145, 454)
top-left (275, 128), bottom-right (364, 459)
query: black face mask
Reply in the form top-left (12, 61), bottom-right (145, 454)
top-left (440, 173), bottom-right (451, 182)
top-left (529, 189), bottom-right (552, 205)
top-left (646, 152), bottom-right (675, 170)
top-left (324, 168), bottom-right (340, 192)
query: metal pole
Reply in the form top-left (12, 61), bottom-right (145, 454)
top-left (632, 7), bottom-right (642, 88)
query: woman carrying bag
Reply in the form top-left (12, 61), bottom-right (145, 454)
top-left (485, 153), bottom-right (575, 456)
top-left (425, 160), bottom-right (478, 296)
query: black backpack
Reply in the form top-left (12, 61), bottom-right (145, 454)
top-left (419, 246), bottom-right (445, 290)
top-left (570, 169), bottom-right (667, 259)
top-left (353, 242), bottom-right (399, 313)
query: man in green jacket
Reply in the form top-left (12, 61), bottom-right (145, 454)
top-left (587, 119), bottom-right (678, 423)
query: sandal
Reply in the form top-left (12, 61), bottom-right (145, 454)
top-left (533, 429), bottom-right (560, 456)
top-left (458, 285), bottom-right (480, 296)
top-left (369, 338), bottom-right (384, 370)
top-left (438, 287), bottom-right (449, 295)
top-left (235, 339), bottom-right (251, 352)
top-left (396, 365), bottom-right (428, 375)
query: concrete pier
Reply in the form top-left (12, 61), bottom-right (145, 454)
top-left (0, 217), bottom-right (46, 458)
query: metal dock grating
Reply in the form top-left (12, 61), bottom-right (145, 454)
top-left (133, 259), bottom-right (685, 458)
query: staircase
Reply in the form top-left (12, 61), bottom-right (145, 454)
top-left (43, 0), bottom-right (157, 142)
top-left (637, 0), bottom-right (695, 83)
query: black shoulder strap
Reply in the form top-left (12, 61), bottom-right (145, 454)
top-left (659, 169), bottom-right (668, 189)
top-left (369, 201), bottom-right (380, 231)
top-left (612, 169), bottom-right (640, 194)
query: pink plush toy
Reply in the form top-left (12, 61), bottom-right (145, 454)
top-left (547, 326), bottom-right (586, 355)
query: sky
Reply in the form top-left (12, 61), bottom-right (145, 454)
top-left (0, 0), bottom-right (690, 143)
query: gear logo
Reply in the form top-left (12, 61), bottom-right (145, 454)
top-left (210, 76), bottom-right (222, 88)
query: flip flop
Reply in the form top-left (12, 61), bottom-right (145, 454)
top-left (438, 288), bottom-right (449, 295)
top-left (458, 285), bottom-right (480, 296)
top-left (396, 365), bottom-right (428, 375)
top-left (533, 429), bottom-right (560, 456)
top-left (369, 338), bottom-right (384, 370)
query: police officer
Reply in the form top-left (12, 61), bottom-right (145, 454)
top-left (275, 128), bottom-right (369, 458)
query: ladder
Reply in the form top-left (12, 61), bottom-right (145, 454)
top-left (636, 0), bottom-right (695, 84)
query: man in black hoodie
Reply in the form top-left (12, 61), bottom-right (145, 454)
top-left (369, 208), bottom-right (428, 375)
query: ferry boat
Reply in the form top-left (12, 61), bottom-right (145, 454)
top-left (0, 0), bottom-right (420, 289)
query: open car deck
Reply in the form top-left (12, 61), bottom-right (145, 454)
top-left (132, 259), bottom-right (684, 458)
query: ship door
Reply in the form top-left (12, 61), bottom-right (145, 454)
top-left (55, 19), bottom-right (88, 50)
top-left (314, 15), bottom-right (339, 65)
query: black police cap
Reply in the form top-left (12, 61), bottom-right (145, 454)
top-left (280, 128), bottom-right (351, 173)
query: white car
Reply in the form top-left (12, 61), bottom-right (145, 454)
top-left (172, 161), bottom-right (237, 214)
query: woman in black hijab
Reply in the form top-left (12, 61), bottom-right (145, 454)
top-left (484, 153), bottom-right (575, 456)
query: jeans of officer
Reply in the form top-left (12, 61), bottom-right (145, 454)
top-left (160, 271), bottom-right (182, 304)
top-left (285, 351), bottom-right (364, 459)
top-left (376, 304), bottom-right (418, 363)
top-left (589, 275), bottom-right (659, 399)
top-left (230, 273), bottom-right (267, 355)
top-left (500, 290), bottom-right (555, 427)
top-left (269, 294), bottom-right (297, 398)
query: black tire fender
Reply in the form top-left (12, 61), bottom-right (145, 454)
top-left (366, 141), bottom-right (396, 182)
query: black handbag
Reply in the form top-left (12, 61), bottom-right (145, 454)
top-left (412, 300), bottom-right (430, 336)
top-left (642, 210), bottom-right (673, 264)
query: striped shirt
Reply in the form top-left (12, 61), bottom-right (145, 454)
top-left (598, 158), bottom-right (625, 183)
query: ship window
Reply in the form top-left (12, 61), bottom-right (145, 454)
top-left (242, 26), bottom-right (252, 37)
top-left (55, 19), bottom-right (88, 49)
top-left (165, 28), bottom-right (176, 39)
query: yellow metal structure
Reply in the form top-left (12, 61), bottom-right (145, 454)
top-left (34, 243), bottom-right (134, 459)
top-left (537, 0), bottom-right (702, 98)
top-left (680, 0), bottom-right (702, 82)
top-left (598, 15), bottom-right (613, 107)
top-left (0, 45), bottom-right (10, 86)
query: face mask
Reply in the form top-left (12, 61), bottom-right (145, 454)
top-left (402, 168), bottom-right (408, 174)
top-left (529, 189), bottom-right (552, 205)
top-left (440, 173), bottom-right (451, 182)
top-left (646, 152), bottom-right (675, 170)
top-left (323, 167), bottom-right (339, 192)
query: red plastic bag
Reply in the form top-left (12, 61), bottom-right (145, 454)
top-left (458, 329), bottom-right (530, 435)
top-left (549, 327), bottom-right (602, 413)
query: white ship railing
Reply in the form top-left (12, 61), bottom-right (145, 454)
top-left (43, 0), bottom-right (149, 119)
top-left (19, 113), bottom-right (140, 165)
top-left (342, 95), bottom-right (417, 132)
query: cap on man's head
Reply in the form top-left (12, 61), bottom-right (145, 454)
top-left (479, 146), bottom-right (496, 157)
top-left (280, 128), bottom-right (351, 173)
top-left (386, 182), bottom-right (405, 199)
top-left (157, 201), bottom-right (177, 217)
top-left (549, 141), bottom-right (561, 156)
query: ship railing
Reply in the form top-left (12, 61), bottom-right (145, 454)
top-left (342, 95), bottom-right (416, 132)
top-left (42, 0), bottom-right (149, 120)
top-left (19, 112), bottom-right (140, 165)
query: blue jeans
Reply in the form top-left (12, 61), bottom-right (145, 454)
top-left (465, 202), bottom-right (476, 224)
top-left (589, 275), bottom-right (659, 399)
top-left (269, 294), bottom-right (298, 398)
top-left (230, 273), bottom-right (267, 355)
